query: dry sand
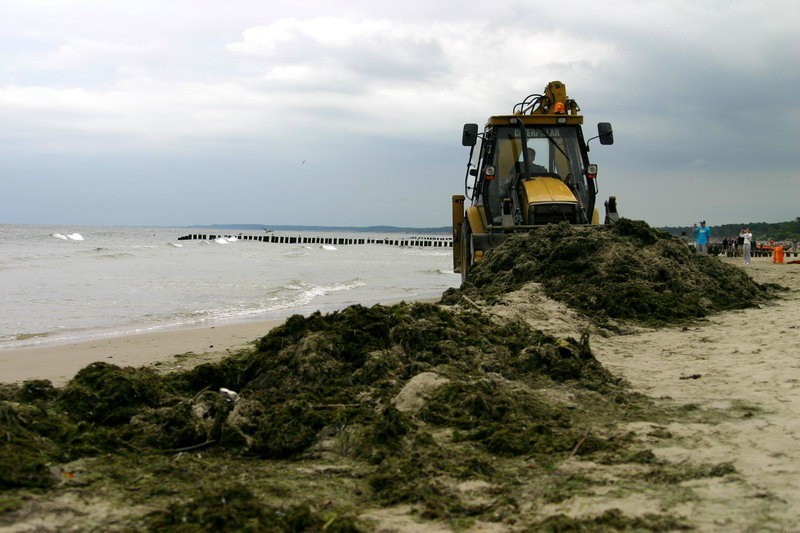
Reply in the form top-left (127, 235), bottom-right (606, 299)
top-left (492, 255), bottom-right (800, 529)
top-left (587, 256), bottom-right (800, 529)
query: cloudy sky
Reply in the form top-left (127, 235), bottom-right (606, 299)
top-left (1, 0), bottom-right (798, 228)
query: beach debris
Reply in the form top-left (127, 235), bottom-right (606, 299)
top-left (443, 219), bottom-right (774, 325)
top-left (2, 221), bottom-right (772, 529)
top-left (392, 371), bottom-right (450, 413)
top-left (219, 387), bottom-right (239, 403)
top-left (143, 485), bottom-right (361, 531)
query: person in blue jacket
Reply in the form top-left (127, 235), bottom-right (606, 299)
top-left (693, 220), bottom-right (711, 254)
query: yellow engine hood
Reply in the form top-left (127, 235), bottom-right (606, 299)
top-left (521, 177), bottom-right (577, 205)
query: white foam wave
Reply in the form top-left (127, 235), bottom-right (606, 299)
top-left (215, 236), bottom-right (238, 244)
top-left (404, 249), bottom-right (450, 257)
top-left (206, 280), bottom-right (367, 322)
top-left (321, 244), bottom-right (338, 251)
top-left (284, 250), bottom-right (308, 258)
top-left (66, 233), bottom-right (84, 241)
top-left (169, 242), bottom-right (183, 248)
top-left (52, 233), bottom-right (68, 240)
top-left (294, 280), bottom-right (365, 306)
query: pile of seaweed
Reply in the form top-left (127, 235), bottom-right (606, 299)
top-left (5, 221), bottom-right (754, 529)
top-left (0, 302), bottom-right (659, 530)
top-left (443, 219), bottom-right (772, 325)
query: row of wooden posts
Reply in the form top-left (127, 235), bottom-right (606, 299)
top-left (177, 233), bottom-right (454, 248)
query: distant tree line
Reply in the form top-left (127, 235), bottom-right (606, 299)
top-left (189, 224), bottom-right (452, 234)
top-left (660, 217), bottom-right (800, 242)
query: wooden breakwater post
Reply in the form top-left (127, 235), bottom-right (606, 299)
top-left (177, 232), bottom-right (454, 248)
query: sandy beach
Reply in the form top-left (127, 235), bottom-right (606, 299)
top-left (457, 253), bottom-right (799, 529)
top-left (534, 256), bottom-right (800, 529)
top-left (2, 254), bottom-right (800, 529)
top-left (1, 296), bottom-right (440, 386)
top-left (0, 319), bottom-right (284, 386)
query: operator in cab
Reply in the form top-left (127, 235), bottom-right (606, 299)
top-left (525, 148), bottom-right (547, 174)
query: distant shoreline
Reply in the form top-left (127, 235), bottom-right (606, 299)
top-left (187, 224), bottom-right (452, 234)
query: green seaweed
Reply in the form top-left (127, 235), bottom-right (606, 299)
top-left (143, 483), bottom-right (363, 532)
top-left (532, 508), bottom-right (692, 531)
top-left (1, 221), bottom-right (771, 529)
top-left (443, 219), bottom-right (774, 325)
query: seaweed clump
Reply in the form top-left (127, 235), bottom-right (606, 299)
top-left (163, 302), bottom-right (618, 460)
top-left (144, 484), bottom-right (362, 532)
top-left (443, 219), bottom-right (772, 324)
top-left (0, 302), bottom-right (635, 528)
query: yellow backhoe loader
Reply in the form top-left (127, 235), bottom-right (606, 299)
top-left (452, 80), bottom-right (618, 281)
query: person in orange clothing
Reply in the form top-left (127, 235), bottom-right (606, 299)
top-left (773, 244), bottom-right (785, 264)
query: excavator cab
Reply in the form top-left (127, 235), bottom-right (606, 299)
top-left (453, 81), bottom-right (618, 280)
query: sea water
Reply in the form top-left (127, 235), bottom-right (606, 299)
top-left (0, 224), bottom-right (461, 350)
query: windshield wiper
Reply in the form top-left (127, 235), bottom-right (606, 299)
top-left (532, 126), bottom-right (570, 161)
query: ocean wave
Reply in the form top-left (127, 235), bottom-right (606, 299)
top-left (404, 249), bottom-right (450, 257)
top-left (51, 232), bottom-right (85, 241)
top-left (205, 279), bottom-right (367, 322)
top-left (321, 244), bottom-right (338, 251)
top-left (67, 233), bottom-right (84, 241)
top-left (284, 250), bottom-right (309, 258)
top-left (294, 280), bottom-right (365, 305)
top-left (76, 246), bottom-right (133, 259)
top-left (1, 331), bottom-right (53, 343)
top-left (418, 268), bottom-right (457, 275)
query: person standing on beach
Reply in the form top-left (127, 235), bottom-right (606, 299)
top-left (693, 220), bottom-right (711, 254)
top-left (740, 227), bottom-right (753, 265)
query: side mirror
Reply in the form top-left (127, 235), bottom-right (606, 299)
top-left (462, 123), bottom-right (479, 147)
top-left (598, 122), bottom-right (614, 145)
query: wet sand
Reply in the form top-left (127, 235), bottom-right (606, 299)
top-left (0, 319), bottom-right (283, 386)
top-left (1, 297), bottom-right (441, 386)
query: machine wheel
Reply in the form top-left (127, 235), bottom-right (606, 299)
top-left (460, 219), bottom-right (473, 283)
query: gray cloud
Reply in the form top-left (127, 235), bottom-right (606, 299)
top-left (226, 17), bottom-right (452, 98)
top-left (0, 0), bottom-right (798, 227)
